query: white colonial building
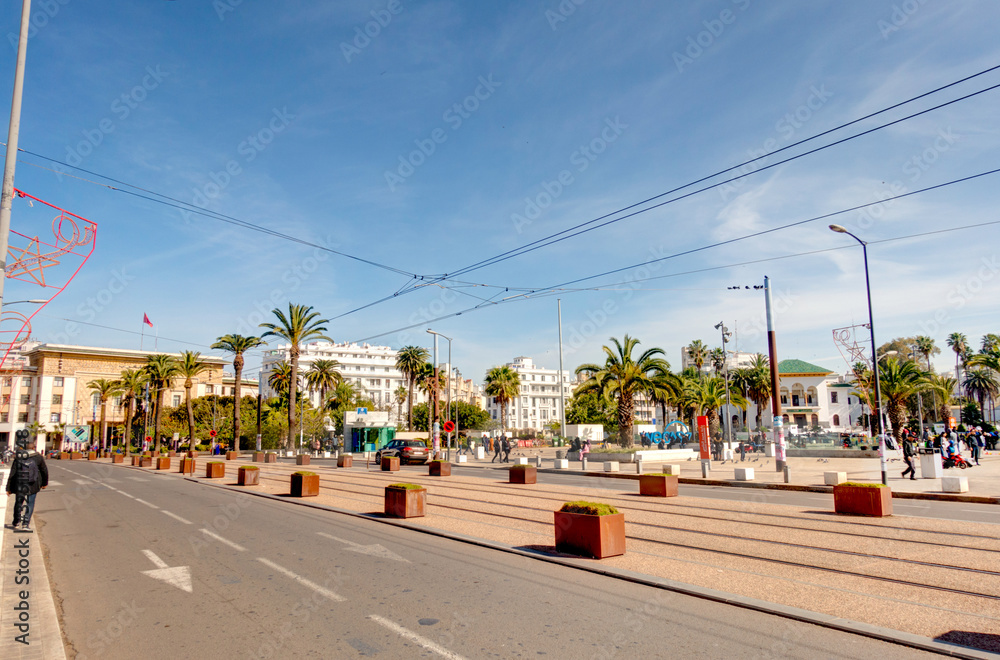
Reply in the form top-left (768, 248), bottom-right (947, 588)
top-left (486, 357), bottom-right (579, 432)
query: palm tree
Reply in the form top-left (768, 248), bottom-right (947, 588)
top-left (260, 304), bottom-right (332, 449)
top-left (574, 335), bottom-right (670, 447)
top-left (686, 376), bottom-right (747, 438)
top-left (144, 354), bottom-right (180, 453)
top-left (484, 365), bottom-right (521, 434)
top-left (947, 332), bottom-right (969, 423)
top-left (268, 361), bottom-right (294, 401)
top-left (393, 385), bottom-right (408, 428)
top-left (981, 334), bottom-right (1000, 354)
top-left (729, 368), bottom-right (753, 430)
top-left (709, 348), bottom-right (726, 375)
top-left (745, 354), bottom-right (771, 430)
top-left (87, 378), bottom-right (121, 451)
top-left (212, 334), bottom-right (266, 451)
top-left (878, 358), bottom-right (926, 445)
top-left (686, 340), bottom-right (708, 375)
top-left (912, 336), bottom-right (939, 422)
top-left (395, 345), bottom-right (430, 431)
top-left (327, 380), bottom-right (363, 413)
top-left (963, 368), bottom-right (999, 423)
top-left (648, 370), bottom-right (681, 431)
top-left (177, 351), bottom-right (209, 450)
top-left (306, 359), bottom-right (342, 409)
top-left (115, 369), bottom-right (147, 452)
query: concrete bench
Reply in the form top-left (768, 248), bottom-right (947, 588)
top-left (516, 457), bottom-right (530, 465)
top-left (662, 464), bottom-right (681, 476)
top-left (734, 467), bottom-right (754, 481)
top-left (456, 454), bottom-right (468, 463)
top-left (553, 458), bottom-right (569, 469)
top-left (824, 471), bottom-right (847, 486)
top-left (942, 476), bottom-right (969, 493)
top-left (604, 461), bottom-right (620, 472)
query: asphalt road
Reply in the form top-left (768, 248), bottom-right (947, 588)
top-left (39, 461), bottom-right (942, 659)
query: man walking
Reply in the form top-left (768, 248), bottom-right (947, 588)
top-left (901, 434), bottom-right (916, 480)
top-left (491, 434), bottom-right (502, 463)
top-left (5, 435), bottom-right (49, 532)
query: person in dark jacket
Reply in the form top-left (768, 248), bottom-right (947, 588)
top-left (901, 436), bottom-right (916, 480)
top-left (5, 440), bottom-right (49, 532)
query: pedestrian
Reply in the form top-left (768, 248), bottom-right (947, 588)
top-left (502, 435), bottom-right (512, 463)
top-left (740, 437), bottom-right (746, 462)
top-left (581, 438), bottom-right (590, 462)
top-left (972, 429), bottom-right (983, 465)
top-left (491, 434), bottom-right (502, 463)
top-left (901, 435), bottom-right (916, 480)
top-left (5, 437), bottom-right (49, 532)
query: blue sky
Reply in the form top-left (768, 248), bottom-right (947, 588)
top-left (2, 1), bottom-right (999, 383)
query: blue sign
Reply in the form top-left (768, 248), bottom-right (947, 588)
top-left (356, 407), bottom-right (368, 415)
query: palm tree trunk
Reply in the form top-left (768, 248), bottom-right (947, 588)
top-left (288, 348), bottom-right (299, 450)
top-left (153, 390), bottom-right (164, 453)
top-left (618, 396), bottom-right (634, 447)
top-left (233, 357), bottom-right (244, 452)
top-left (407, 379), bottom-right (415, 431)
top-left (186, 381), bottom-right (195, 451)
top-left (123, 401), bottom-right (133, 452)
top-left (100, 402), bottom-right (107, 451)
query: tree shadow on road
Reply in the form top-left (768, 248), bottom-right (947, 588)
top-left (934, 630), bottom-right (1000, 654)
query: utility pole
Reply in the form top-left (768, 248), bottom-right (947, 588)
top-left (715, 322), bottom-right (732, 449)
top-left (557, 300), bottom-right (567, 442)
top-left (0, 0), bottom-right (32, 317)
top-left (764, 276), bottom-right (786, 472)
top-left (256, 391), bottom-right (262, 451)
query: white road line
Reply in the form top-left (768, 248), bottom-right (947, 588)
top-left (162, 511), bottom-right (192, 525)
top-left (256, 558), bottom-right (345, 602)
top-left (134, 498), bottom-right (159, 509)
top-left (48, 480), bottom-right (63, 487)
top-left (142, 549), bottom-right (168, 569)
top-left (200, 529), bottom-right (246, 552)
top-left (367, 614), bottom-right (467, 659)
top-left (119, 491), bottom-right (135, 499)
top-left (126, 477), bottom-right (148, 482)
top-left (962, 509), bottom-right (999, 514)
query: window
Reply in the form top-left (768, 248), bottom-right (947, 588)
top-left (172, 395), bottom-right (181, 407)
top-left (206, 385), bottom-right (214, 394)
top-left (3, 377), bottom-right (11, 386)
top-left (831, 392), bottom-right (838, 404)
top-left (792, 395), bottom-right (800, 406)
top-left (22, 377), bottom-right (31, 387)
top-left (780, 395), bottom-right (788, 405)
top-left (54, 377), bottom-right (64, 387)
top-left (92, 393), bottom-right (100, 408)
top-left (50, 413), bottom-right (61, 423)
top-left (17, 412), bottom-right (27, 423)
top-left (0, 413), bottom-right (6, 423)
top-left (833, 414), bottom-right (840, 426)
top-left (52, 394), bottom-right (63, 405)
top-left (113, 395), bottom-right (122, 408)
top-left (19, 394), bottom-right (30, 405)
top-left (2, 395), bottom-right (8, 404)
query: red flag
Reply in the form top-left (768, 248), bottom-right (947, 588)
top-left (143, 313), bottom-right (153, 327)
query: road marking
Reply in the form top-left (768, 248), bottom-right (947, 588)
top-left (126, 477), bottom-right (148, 482)
top-left (256, 558), bottom-right (345, 602)
top-left (141, 549), bottom-right (192, 593)
top-left (317, 532), bottom-right (409, 562)
top-left (162, 511), bottom-right (192, 525)
top-left (134, 498), bottom-right (159, 509)
top-left (367, 614), bottom-right (467, 659)
top-left (200, 529), bottom-right (246, 552)
top-left (48, 480), bottom-right (63, 487)
top-left (962, 509), bottom-right (999, 514)
top-left (118, 491), bottom-right (135, 499)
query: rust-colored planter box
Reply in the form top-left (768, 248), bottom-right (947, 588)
top-left (226, 451), bottom-right (239, 461)
top-left (139, 457), bottom-right (152, 468)
top-left (833, 484), bottom-right (892, 517)
top-left (554, 511), bottom-right (626, 559)
top-left (296, 454), bottom-right (311, 466)
top-left (143, 451), bottom-right (153, 458)
top-left (168, 451), bottom-right (177, 457)
top-left (253, 451), bottom-right (266, 462)
top-left (238, 466), bottom-right (259, 486)
top-left (639, 474), bottom-right (679, 497)
top-left (59, 452), bottom-right (70, 460)
top-left (179, 458), bottom-right (196, 474)
top-left (130, 455), bottom-right (139, 466)
top-left (206, 462), bottom-right (225, 479)
top-left (71, 452), bottom-right (82, 460)
top-left (264, 453), bottom-right (277, 463)
top-left (156, 457), bottom-right (171, 470)
top-left (384, 485), bottom-right (426, 518)
top-left (187, 450), bottom-right (198, 458)
top-left (428, 461), bottom-right (451, 477)
top-left (337, 454), bottom-right (353, 468)
top-left (291, 472), bottom-right (319, 497)
top-left (112, 454), bottom-right (124, 464)
top-left (381, 456), bottom-right (400, 472)
top-left (87, 452), bottom-right (97, 461)
top-left (509, 465), bottom-right (537, 484)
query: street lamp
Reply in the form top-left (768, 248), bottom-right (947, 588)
top-left (830, 224), bottom-right (887, 485)
top-left (714, 322), bottom-right (732, 450)
top-left (426, 329), bottom-right (452, 459)
top-left (1, 299), bottom-right (45, 306)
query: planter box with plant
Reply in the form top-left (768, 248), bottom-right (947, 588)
top-left (179, 458), bottom-right (196, 474)
top-left (206, 462), bottom-right (226, 479)
top-left (112, 454), bottom-right (124, 464)
top-left (337, 454), bottom-right (353, 468)
top-left (59, 452), bottom-right (69, 460)
top-left (291, 471), bottom-right (320, 497)
top-left (71, 452), bottom-right (82, 460)
top-left (139, 456), bottom-right (152, 468)
top-left (87, 452), bottom-right (97, 461)
top-left (638, 474), bottom-right (679, 497)
top-left (264, 453), bottom-right (277, 463)
top-left (253, 451), bottom-right (266, 462)
top-left (381, 456), bottom-right (400, 472)
top-left (384, 483), bottom-right (426, 518)
top-left (296, 454), bottom-right (311, 466)
top-left (156, 457), bottom-right (171, 471)
top-left (226, 451), bottom-right (239, 460)
top-left (238, 466), bottom-right (260, 486)
top-left (168, 450), bottom-right (177, 457)
top-left (554, 501), bottom-right (626, 559)
top-left (428, 460), bottom-right (451, 477)
top-left (509, 464), bottom-right (537, 484)
top-left (833, 482), bottom-right (892, 517)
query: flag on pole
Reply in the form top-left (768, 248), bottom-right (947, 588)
top-left (143, 313), bottom-right (154, 327)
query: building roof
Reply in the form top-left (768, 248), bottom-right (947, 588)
top-left (26, 343), bottom-right (227, 364)
top-left (777, 359), bottom-right (833, 376)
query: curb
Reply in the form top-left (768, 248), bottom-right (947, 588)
top-left (185, 469), bottom-right (995, 659)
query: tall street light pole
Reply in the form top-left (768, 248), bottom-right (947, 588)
top-left (830, 224), bottom-right (887, 485)
top-left (427, 329), bottom-right (452, 458)
top-left (715, 322), bottom-right (732, 449)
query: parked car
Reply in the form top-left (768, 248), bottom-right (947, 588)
top-left (375, 440), bottom-right (429, 465)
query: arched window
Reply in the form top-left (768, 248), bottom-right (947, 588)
top-left (811, 414), bottom-right (819, 425)
top-left (782, 414), bottom-right (789, 423)
top-left (833, 414), bottom-right (840, 427)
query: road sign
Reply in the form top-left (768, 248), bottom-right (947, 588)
top-left (443, 420), bottom-right (455, 433)
top-left (697, 416), bottom-right (710, 460)
top-left (209, 430), bottom-right (217, 438)
top-left (356, 407), bottom-right (368, 415)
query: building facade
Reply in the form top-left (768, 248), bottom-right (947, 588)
top-left (485, 357), bottom-right (577, 432)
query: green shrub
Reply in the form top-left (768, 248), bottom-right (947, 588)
top-left (240, 465), bottom-right (260, 471)
top-left (195, 444), bottom-right (210, 452)
top-left (387, 483), bottom-right (423, 490)
top-left (839, 481), bottom-right (887, 488)
top-left (293, 471), bottom-right (318, 477)
top-left (509, 464), bottom-right (533, 470)
top-left (208, 461), bottom-right (225, 466)
top-left (559, 501), bottom-right (620, 516)
top-left (644, 473), bottom-right (675, 478)
top-left (429, 459), bottom-right (449, 465)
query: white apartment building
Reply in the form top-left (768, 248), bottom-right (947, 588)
top-left (260, 341), bottom-right (430, 425)
top-left (486, 357), bottom-right (578, 432)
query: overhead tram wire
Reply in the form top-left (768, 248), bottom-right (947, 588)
top-left (348, 166), bottom-right (1000, 343)
top-left (436, 77), bottom-right (1000, 280)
